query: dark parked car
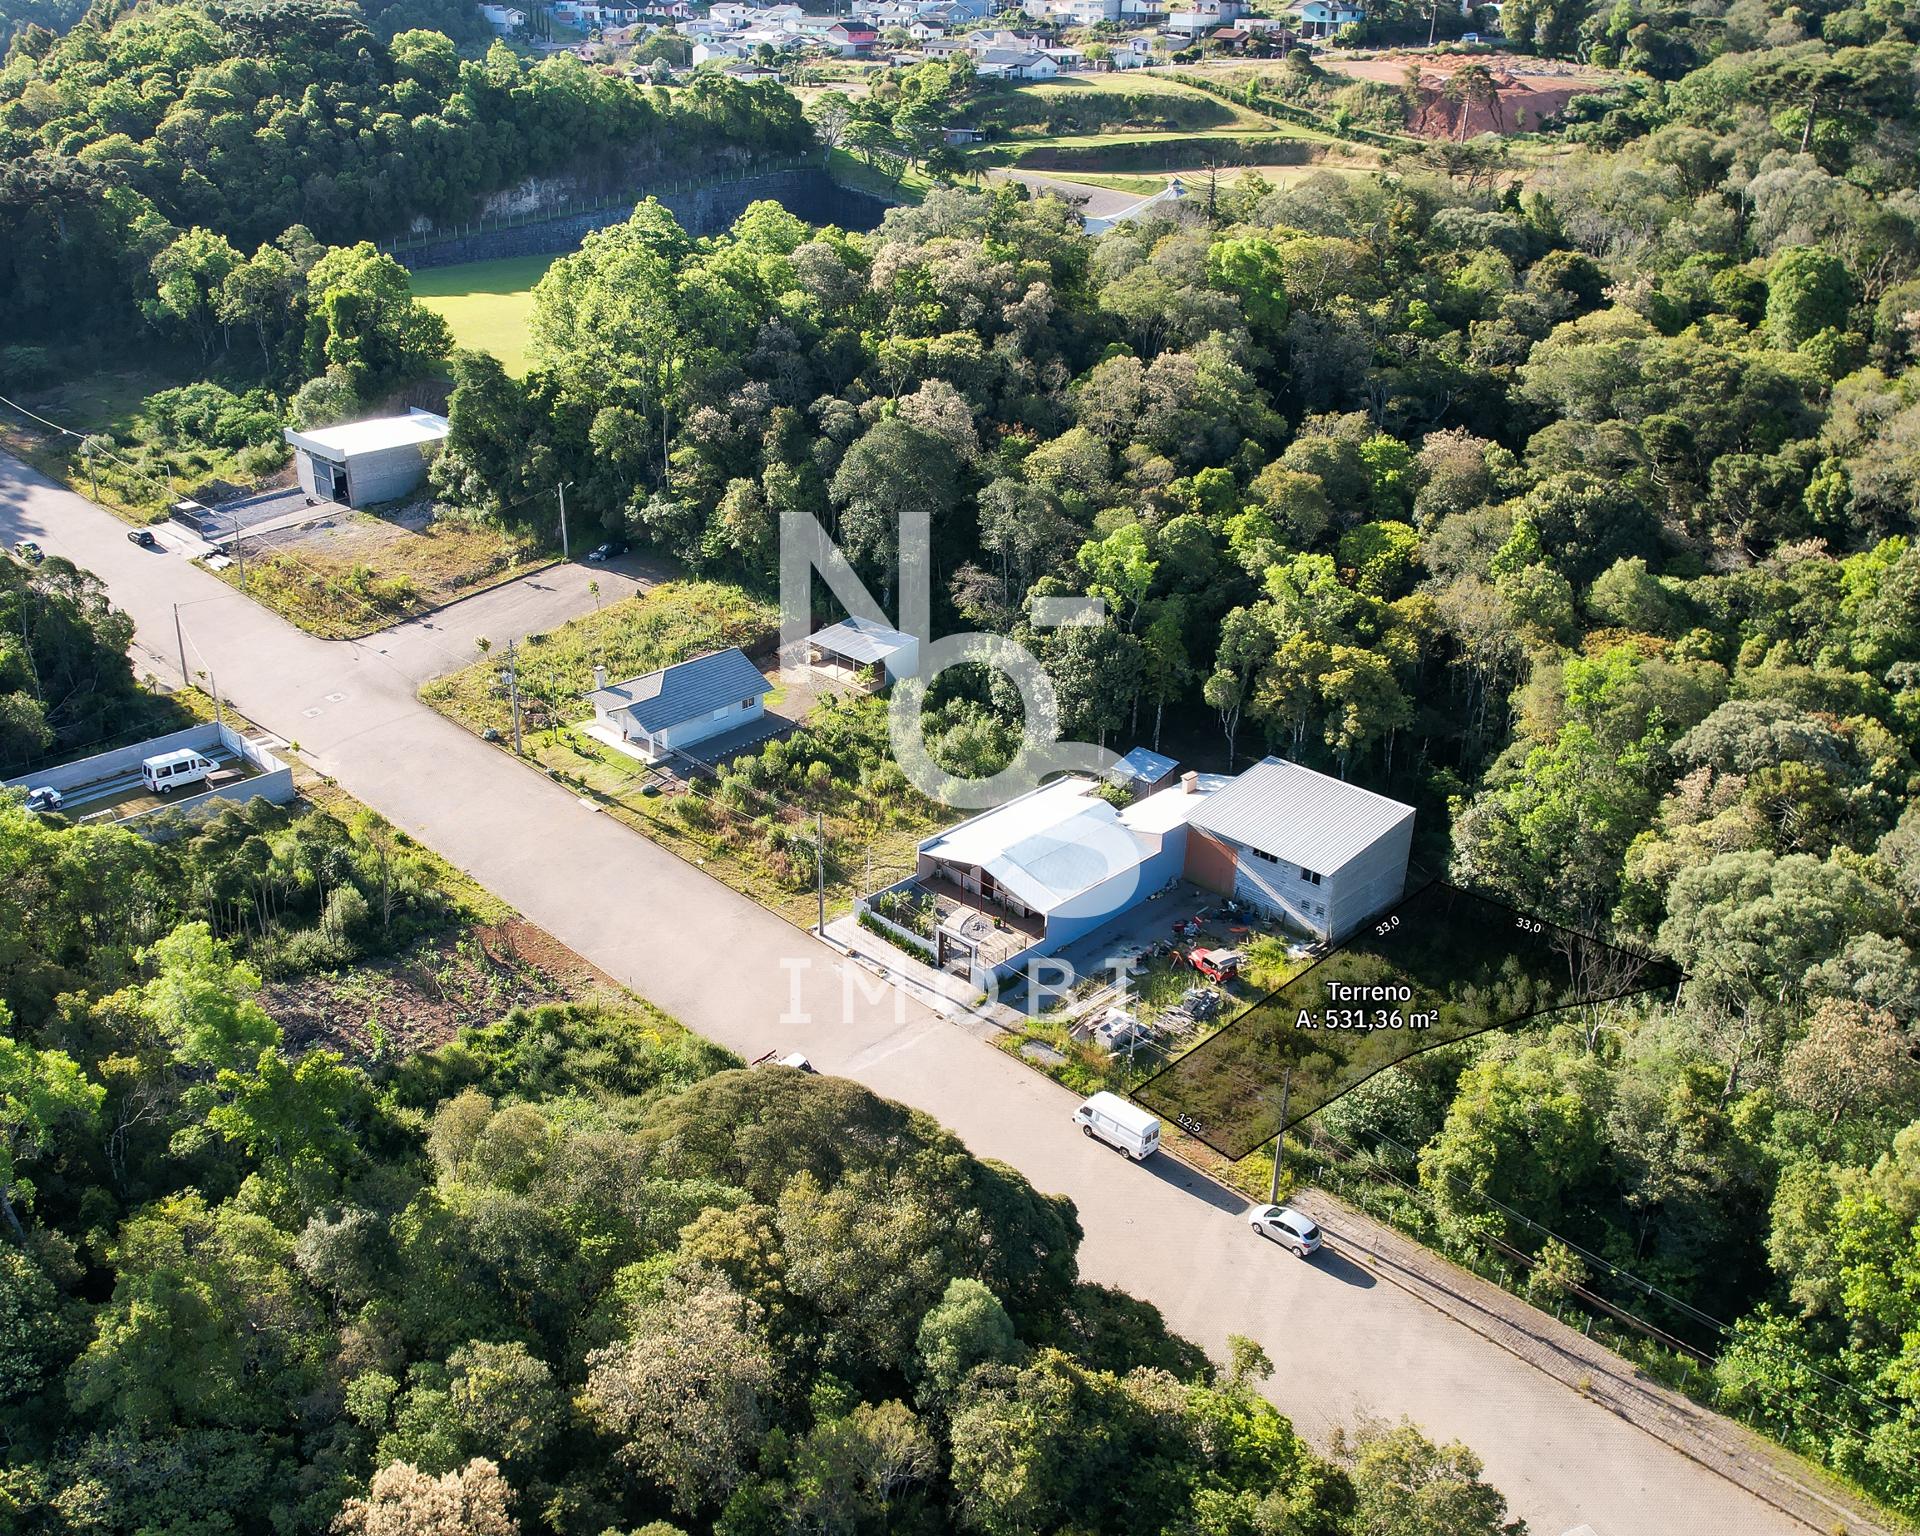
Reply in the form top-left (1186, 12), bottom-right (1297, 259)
top-left (585, 538), bottom-right (628, 563)
top-left (128, 527), bottom-right (159, 548)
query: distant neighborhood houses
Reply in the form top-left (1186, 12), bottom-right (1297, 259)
top-left (478, 0), bottom-right (1347, 69)
top-left (610, 0), bottom-right (1317, 68)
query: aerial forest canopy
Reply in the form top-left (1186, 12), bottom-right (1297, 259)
top-left (0, 800), bottom-right (1519, 1534)
top-left (0, 0), bottom-right (809, 337)
top-left (424, 34), bottom-right (1920, 1505)
top-left (4, 0), bottom-right (1920, 1523)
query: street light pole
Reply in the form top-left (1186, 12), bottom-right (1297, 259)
top-left (173, 604), bottom-right (189, 691)
top-left (1269, 1063), bottom-right (1293, 1205)
top-left (557, 481), bottom-right (571, 559)
top-left (504, 639), bottom-right (524, 754)
top-left (814, 811), bottom-right (826, 935)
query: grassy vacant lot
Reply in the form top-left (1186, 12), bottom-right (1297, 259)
top-left (254, 775), bottom-right (623, 1059)
top-left (421, 579), bottom-right (776, 735)
top-left (409, 253), bottom-right (556, 376)
top-left (1134, 881), bottom-right (1682, 1161)
top-left (220, 508), bottom-right (551, 639)
top-left (997, 72), bottom-right (1274, 135)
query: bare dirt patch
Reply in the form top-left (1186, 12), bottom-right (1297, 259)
top-left (225, 498), bottom-right (551, 638)
top-left (269, 915), bottom-right (624, 1060)
top-left (1324, 51), bottom-right (1620, 138)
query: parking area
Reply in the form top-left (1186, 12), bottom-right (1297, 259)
top-left (30, 739), bottom-right (263, 823)
top-left (179, 485), bottom-right (333, 545)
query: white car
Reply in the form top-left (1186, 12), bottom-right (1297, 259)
top-left (24, 785), bottom-right (63, 813)
top-left (752, 1049), bottom-right (817, 1073)
top-left (1248, 1204), bottom-right (1322, 1257)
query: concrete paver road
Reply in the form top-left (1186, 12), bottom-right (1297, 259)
top-left (1, 452), bottom-right (1809, 1536)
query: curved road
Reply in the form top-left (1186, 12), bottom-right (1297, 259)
top-left (1, 452), bottom-right (1830, 1536)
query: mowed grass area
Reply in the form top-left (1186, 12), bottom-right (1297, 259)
top-left (1010, 72), bottom-right (1275, 133)
top-left (408, 253), bottom-right (556, 376)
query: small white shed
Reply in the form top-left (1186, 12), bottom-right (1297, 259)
top-left (284, 409), bottom-right (450, 508)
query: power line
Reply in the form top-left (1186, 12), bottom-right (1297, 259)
top-left (1305, 1121), bottom-right (1916, 1462)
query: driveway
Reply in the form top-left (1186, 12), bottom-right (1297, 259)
top-left (988, 168), bottom-right (1161, 222)
top-left (0, 449), bottom-right (1853, 1536)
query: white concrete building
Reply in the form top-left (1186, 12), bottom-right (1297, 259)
top-left (284, 409), bottom-right (448, 509)
top-left (1185, 757), bottom-right (1414, 941)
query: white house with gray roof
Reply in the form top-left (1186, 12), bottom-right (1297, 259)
top-left (1184, 757), bottom-right (1414, 941)
top-left (585, 647), bottom-right (771, 763)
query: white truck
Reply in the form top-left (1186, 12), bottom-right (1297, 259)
top-left (1074, 1091), bottom-right (1161, 1160)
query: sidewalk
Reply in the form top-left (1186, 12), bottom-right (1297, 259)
top-left (1286, 1187), bottom-right (1896, 1536)
top-left (825, 912), bottom-right (1025, 1034)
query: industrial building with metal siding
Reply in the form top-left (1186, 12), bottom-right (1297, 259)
top-left (1184, 757), bottom-right (1415, 942)
top-left (284, 409), bottom-right (450, 508)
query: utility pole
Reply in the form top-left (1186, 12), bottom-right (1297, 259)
top-left (504, 639), bottom-right (524, 754)
top-left (556, 481), bottom-right (571, 559)
top-left (173, 604), bottom-right (189, 691)
top-left (232, 511), bottom-right (245, 586)
top-left (1268, 1063), bottom-right (1294, 1205)
top-left (814, 811), bottom-right (826, 935)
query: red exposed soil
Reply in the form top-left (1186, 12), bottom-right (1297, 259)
top-left (1325, 51), bottom-right (1618, 139)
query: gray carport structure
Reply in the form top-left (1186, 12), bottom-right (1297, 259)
top-left (804, 615), bottom-right (920, 690)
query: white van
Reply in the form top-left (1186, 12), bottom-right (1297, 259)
top-left (141, 748), bottom-right (218, 795)
top-left (1074, 1092), bottom-right (1161, 1160)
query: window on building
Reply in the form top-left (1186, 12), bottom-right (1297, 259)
top-left (1300, 867), bottom-right (1323, 885)
top-left (741, 696), bottom-right (756, 708)
top-left (1250, 847), bottom-right (1279, 864)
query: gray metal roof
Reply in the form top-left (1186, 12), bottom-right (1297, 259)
top-left (586, 647), bottom-right (771, 732)
top-left (810, 616), bottom-right (916, 667)
top-left (1108, 745), bottom-right (1179, 787)
top-left (1189, 757), bottom-right (1413, 874)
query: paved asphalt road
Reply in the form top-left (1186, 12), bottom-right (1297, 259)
top-left (2, 452), bottom-right (1801, 1536)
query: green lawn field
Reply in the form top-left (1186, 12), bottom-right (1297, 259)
top-left (408, 252), bottom-right (556, 376)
